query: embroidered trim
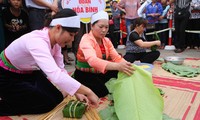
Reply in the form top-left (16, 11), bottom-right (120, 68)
top-left (0, 51), bottom-right (32, 74)
top-left (75, 60), bottom-right (101, 73)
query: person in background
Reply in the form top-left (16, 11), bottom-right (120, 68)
top-left (145, 0), bottom-right (163, 41)
top-left (120, 11), bottom-right (127, 45)
top-left (25, 0), bottom-right (58, 31)
top-left (145, 0), bottom-right (162, 22)
top-left (171, 0), bottom-right (192, 53)
top-left (138, 0), bottom-right (152, 18)
top-left (105, 0), bottom-right (113, 17)
top-left (74, 11), bottom-right (134, 98)
top-left (105, 0), bottom-right (115, 47)
top-left (2, 0), bottom-right (29, 47)
top-left (111, 0), bottom-right (121, 48)
top-left (186, 0), bottom-right (200, 49)
top-left (124, 17), bottom-right (161, 64)
top-left (158, 0), bottom-right (170, 49)
top-left (117, 0), bottom-right (141, 36)
top-left (62, 46), bottom-right (74, 65)
top-left (0, 0), bottom-right (7, 52)
top-left (0, 8), bottom-right (99, 116)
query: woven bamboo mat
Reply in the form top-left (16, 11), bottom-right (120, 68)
top-left (156, 84), bottom-right (200, 120)
top-left (3, 86), bottom-right (200, 120)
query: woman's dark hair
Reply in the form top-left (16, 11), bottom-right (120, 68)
top-left (44, 8), bottom-right (80, 33)
top-left (120, 11), bottom-right (126, 17)
top-left (130, 17), bottom-right (148, 31)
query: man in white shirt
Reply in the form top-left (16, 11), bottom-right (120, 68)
top-left (25, 0), bottom-right (58, 30)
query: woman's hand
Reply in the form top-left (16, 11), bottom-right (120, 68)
top-left (75, 93), bottom-right (89, 104)
top-left (75, 92), bottom-right (99, 109)
top-left (117, 61), bottom-right (135, 76)
top-left (86, 90), bottom-right (99, 108)
top-left (155, 41), bottom-right (161, 46)
top-left (76, 85), bottom-right (99, 108)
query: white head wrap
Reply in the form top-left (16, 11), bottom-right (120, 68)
top-left (50, 16), bottom-right (80, 28)
top-left (91, 11), bottom-right (109, 24)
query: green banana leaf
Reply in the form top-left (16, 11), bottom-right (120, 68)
top-left (162, 62), bottom-right (200, 77)
top-left (105, 64), bottom-right (164, 120)
top-left (151, 32), bottom-right (161, 51)
top-left (99, 105), bottom-right (118, 120)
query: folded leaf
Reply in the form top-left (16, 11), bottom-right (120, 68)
top-left (106, 64), bottom-right (164, 120)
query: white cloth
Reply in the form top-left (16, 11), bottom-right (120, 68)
top-left (25, 0), bottom-right (53, 9)
top-left (137, 0), bottom-right (151, 17)
top-left (5, 28), bottom-right (81, 95)
top-left (50, 16), bottom-right (80, 28)
top-left (91, 11), bottom-right (109, 24)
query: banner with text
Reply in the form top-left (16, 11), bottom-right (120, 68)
top-left (61, 0), bottom-right (106, 23)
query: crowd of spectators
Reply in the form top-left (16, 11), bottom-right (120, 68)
top-left (105, 0), bottom-right (200, 53)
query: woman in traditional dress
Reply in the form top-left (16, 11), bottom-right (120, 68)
top-left (74, 11), bottom-right (134, 98)
top-left (0, 8), bottom-right (99, 116)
